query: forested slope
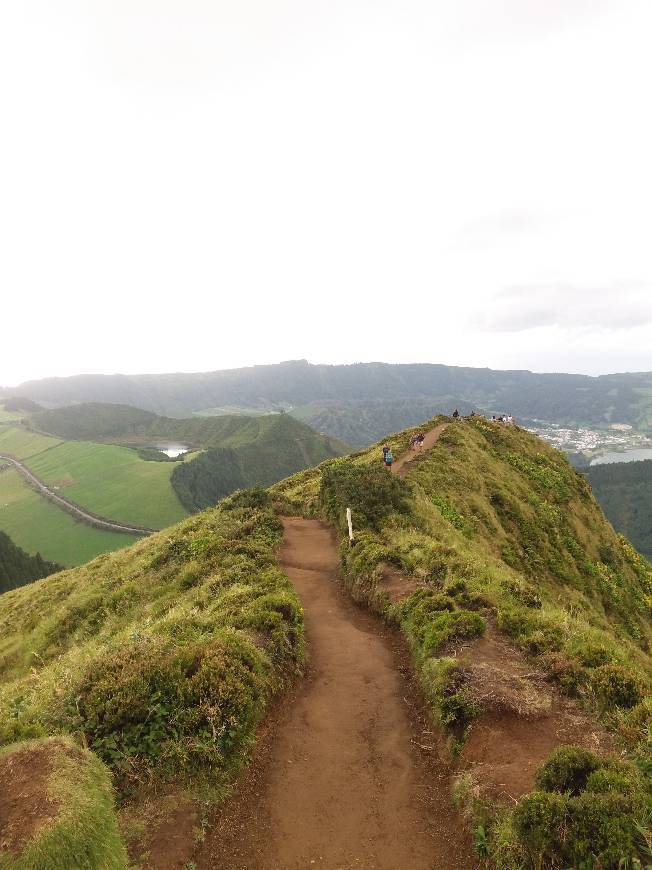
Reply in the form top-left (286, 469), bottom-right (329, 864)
top-left (586, 460), bottom-right (652, 559)
top-left (0, 530), bottom-right (62, 594)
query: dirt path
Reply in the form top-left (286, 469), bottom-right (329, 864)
top-left (0, 452), bottom-right (156, 536)
top-left (198, 517), bottom-right (474, 870)
top-left (392, 422), bottom-right (449, 477)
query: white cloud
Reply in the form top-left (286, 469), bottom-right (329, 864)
top-left (0, 0), bottom-right (651, 385)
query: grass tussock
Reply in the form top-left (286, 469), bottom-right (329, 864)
top-left (0, 488), bottom-right (304, 799)
top-left (0, 736), bottom-right (126, 870)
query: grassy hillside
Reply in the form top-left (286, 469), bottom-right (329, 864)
top-left (0, 490), bottom-right (303, 861)
top-left (29, 404), bottom-right (349, 513)
top-left (0, 530), bottom-right (61, 594)
top-left (2, 416), bottom-right (651, 865)
top-left (0, 469), bottom-right (140, 565)
top-left (272, 416), bottom-right (652, 866)
top-left (586, 460), bottom-right (652, 560)
top-left (10, 360), bottom-right (652, 444)
top-left (170, 413), bottom-right (349, 511)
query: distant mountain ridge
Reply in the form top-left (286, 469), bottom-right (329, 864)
top-left (8, 360), bottom-right (652, 446)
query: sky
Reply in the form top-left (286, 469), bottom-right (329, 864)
top-left (1, 0), bottom-right (651, 386)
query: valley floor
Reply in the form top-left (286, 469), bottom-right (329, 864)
top-left (196, 517), bottom-right (475, 870)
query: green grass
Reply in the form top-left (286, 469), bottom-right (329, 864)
top-left (26, 440), bottom-right (188, 529)
top-left (272, 415), bottom-right (652, 865)
top-left (0, 469), bottom-right (139, 565)
top-left (0, 492), bottom-right (304, 799)
top-left (0, 736), bottom-right (127, 869)
top-left (0, 404), bottom-right (26, 423)
top-left (0, 425), bottom-right (61, 459)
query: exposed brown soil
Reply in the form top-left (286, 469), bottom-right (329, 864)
top-left (392, 422), bottom-right (449, 478)
top-left (455, 630), bottom-right (617, 801)
top-left (376, 566), bottom-right (423, 603)
top-left (0, 743), bottom-right (59, 855)
top-left (125, 792), bottom-right (199, 870)
top-left (197, 517), bottom-right (476, 870)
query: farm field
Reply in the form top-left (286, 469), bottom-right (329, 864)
top-left (0, 405), bottom-right (26, 423)
top-left (0, 425), bottom-right (61, 459)
top-left (25, 440), bottom-right (188, 529)
top-left (0, 468), bottom-right (139, 565)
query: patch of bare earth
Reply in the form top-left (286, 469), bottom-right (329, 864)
top-left (124, 792), bottom-right (199, 870)
top-left (377, 566), bottom-right (424, 603)
top-left (452, 629), bottom-right (616, 802)
top-left (0, 744), bottom-right (59, 856)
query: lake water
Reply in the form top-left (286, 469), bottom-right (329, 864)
top-left (151, 443), bottom-right (189, 458)
top-left (590, 448), bottom-right (652, 466)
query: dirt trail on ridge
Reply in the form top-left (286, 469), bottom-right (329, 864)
top-left (198, 517), bottom-right (474, 870)
top-left (392, 422), bottom-right (449, 477)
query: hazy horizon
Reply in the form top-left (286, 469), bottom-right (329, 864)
top-left (2, 1), bottom-right (651, 385)
top-left (3, 356), bottom-right (652, 391)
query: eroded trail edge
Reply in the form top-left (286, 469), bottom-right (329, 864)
top-left (199, 517), bottom-right (474, 870)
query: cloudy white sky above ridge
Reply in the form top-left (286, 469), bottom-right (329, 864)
top-left (1, 0), bottom-right (651, 386)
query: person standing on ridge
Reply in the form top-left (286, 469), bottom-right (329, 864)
top-left (383, 447), bottom-right (394, 470)
top-left (452, 409), bottom-right (459, 419)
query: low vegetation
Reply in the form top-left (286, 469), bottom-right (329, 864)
top-left (272, 414), bottom-right (652, 866)
top-left (0, 488), bottom-right (304, 860)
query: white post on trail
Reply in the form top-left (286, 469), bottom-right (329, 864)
top-left (346, 507), bottom-right (354, 546)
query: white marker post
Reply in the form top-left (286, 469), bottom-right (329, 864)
top-left (346, 507), bottom-right (354, 546)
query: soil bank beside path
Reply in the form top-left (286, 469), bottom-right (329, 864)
top-left (198, 517), bottom-right (475, 870)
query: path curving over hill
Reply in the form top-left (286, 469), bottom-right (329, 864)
top-left (0, 453), bottom-right (156, 536)
top-left (198, 517), bottom-right (474, 870)
top-left (392, 421), bottom-right (449, 477)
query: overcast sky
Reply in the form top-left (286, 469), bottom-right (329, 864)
top-left (1, 0), bottom-right (651, 386)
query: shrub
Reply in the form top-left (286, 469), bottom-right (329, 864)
top-left (421, 610), bottom-right (486, 655)
top-left (224, 487), bottom-right (271, 511)
top-left (512, 790), bottom-right (567, 863)
top-left (540, 652), bottom-right (587, 695)
top-left (535, 745), bottom-right (603, 795)
top-left (319, 462), bottom-right (411, 532)
top-left (72, 633), bottom-right (270, 787)
top-left (591, 664), bottom-right (645, 710)
top-left (511, 749), bottom-right (648, 867)
top-left (565, 791), bottom-right (643, 867)
top-left (501, 577), bottom-right (542, 609)
top-left (422, 658), bottom-right (482, 728)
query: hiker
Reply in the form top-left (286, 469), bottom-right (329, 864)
top-left (417, 432), bottom-right (425, 451)
top-left (383, 448), bottom-right (394, 470)
top-left (452, 409), bottom-right (459, 419)
top-left (409, 434), bottom-right (419, 451)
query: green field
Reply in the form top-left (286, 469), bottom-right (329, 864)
top-left (0, 469), bottom-right (139, 565)
top-left (0, 405), bottom-right (26, 423)
top-left (25, 440), bottom-right (188, 529)
top-left (0, 424), bottom-right (61, 458)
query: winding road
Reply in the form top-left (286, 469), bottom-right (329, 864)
top-left (0, 453), bottom-right (157, 536)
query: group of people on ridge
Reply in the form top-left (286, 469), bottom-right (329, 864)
top-left (382, 408), bottom-right (518, 468)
